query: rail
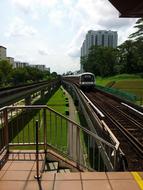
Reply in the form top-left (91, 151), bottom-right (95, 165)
top-left (79, 90), bottom-right (120, 150)
top-left (0, 79), bottom-right (60, 108)
top-left (85, 91), bottom-right (143, 170)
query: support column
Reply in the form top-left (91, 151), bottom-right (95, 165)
top-left (25, 95), bottom-right (31, 105)
top-left (41, 90), bottom-right (45, 99)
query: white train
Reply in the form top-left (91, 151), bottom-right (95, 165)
top-left (79, 72), bottom-right (95, 90)
top-left (63, 72), bottom-right (95, 90)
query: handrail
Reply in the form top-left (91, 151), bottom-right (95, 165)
top-left (62, 81), bottom-right (118, 170)
top-left (5, 105), bottom-right (116, 149)
top-left (0, 105), bottom-right (118, 171)
top-left (34, 120), bottom-right (41, 180)
top-left (101, 120), bottom-right (120, 150)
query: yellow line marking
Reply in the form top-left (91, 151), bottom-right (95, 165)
top-left (132, 172), bottom-right (143, 190)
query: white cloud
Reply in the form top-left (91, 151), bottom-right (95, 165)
top-left (67, 26), bottom-right (87, 58)
top-left (5, 17), bottom-right (37, 37)
top-left (67, 47), bottom-right (80, 58)
top-left (14, 53), bottom-right (31, 62)
top-left (66, 0), bottom-right (137, 59)
top-left (12, 0), bottom-right (59, 16)
top-left (48, 10), bottom-right (65, 27)
top-left (12, 0), bottom-right (67, 26)
top-left (62, 0), bottom-right (72, 5)
top-left (12, 0), bottom-right (59, 9)
top-left (3, 0), bottom-right (138, 74)
top-left (38, 48), bottom-right (49, 56)
top-left (12, 0), bottom-right (34, 14)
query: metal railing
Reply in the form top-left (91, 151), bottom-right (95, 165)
top-left (34, 120), bottom-right (41, 180)
top-left (62, 81), bottom-right (120, 170)
top-left (0, 105), bottom-right (118, 171)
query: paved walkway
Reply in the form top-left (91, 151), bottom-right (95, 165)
top-left (0, 152), bottom-right (142, 190)
top-left (61, 86), bottom-right (77, 122)
top-left (61, 87), bottom-right (78, 161)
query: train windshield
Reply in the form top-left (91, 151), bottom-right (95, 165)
top-left (81, 74), bottom-right (94, 82)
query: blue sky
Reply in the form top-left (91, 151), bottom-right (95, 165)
top-left (0, 0), bottom-right (137, 74)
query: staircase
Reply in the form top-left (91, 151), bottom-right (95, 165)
top-left (43, 149), bottom-right (86, 174)
top-left (46, 161), bottom-right (71, 173)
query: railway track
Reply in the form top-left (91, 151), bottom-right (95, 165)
top-left (62, 78), bottom-right (143, 170)
top-left (96, 92), bottom-right (143, 125)
top-left (84, 90), bottom-right (143, 171)
top-left (0, 79), bottom-right (60, 108)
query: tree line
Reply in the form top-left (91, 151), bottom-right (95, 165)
top-left (0, 60), bottom-right (57, 87)
top-left (81, 18), bottom-right (143, 77)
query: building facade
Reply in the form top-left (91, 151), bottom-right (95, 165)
top-left (30, 64), bottom-right (46, 71)
top-left (14, 61), bottom-right (29, 68)
top-left (46, 67), bottom-right (50, 73)
top-left (80, 30), bottom-right (118, 72)
top-left (7, 57), bottom-right (15, 67)
top-left (0, 46), bottom-right (7, 61)
top-left (81, 30), bottom-right (118, 57)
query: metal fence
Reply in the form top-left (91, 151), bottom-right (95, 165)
top-left (96, 85), bottom-right (138, 102)
top-left (0, 105), bottom-right (117, 171)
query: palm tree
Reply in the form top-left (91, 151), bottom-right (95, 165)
top-left (129, 18), bottom-right (143, 41)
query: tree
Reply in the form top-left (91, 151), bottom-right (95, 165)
top-left (0, 59), bottom-right (58, 87)
top-left (42, 70), bottom-right (50, 80)
top-left (0, 60), bottom-right (13, 86)
top-left (51, 72), bottom-right (57, 78)
top-left (25, 66), bottom-right (44, 82)
top-left (83, 46), bottom-right (118, 77)
top-left (65, 71), bottom-right (73, 75)
top-left (118, 40), bottom-right (135, 73)
top-left (129, 18), bottom-right (143, 40)
top-left (82, 18), bottom-right (143, 77)
top-left (11, 68), bottom-right (28, 85)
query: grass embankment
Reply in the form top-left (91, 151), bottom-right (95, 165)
top-left (96, 74), bottom-right (143, 105)
top-left (47, 87), bottom-right (68, 115)
top-left (11, 87), bottom-right (69, 150)
top-left (46, 87), bottom-right (69, 151)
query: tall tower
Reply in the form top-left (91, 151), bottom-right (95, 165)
top-left (0, 46), bottom-right (7, 61)
top-left (80, 30), bottom-right (118, 72)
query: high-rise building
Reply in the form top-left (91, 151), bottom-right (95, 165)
top-left (46, 67), bottom-right (50, 73)
top-left (80, 30), bottom-right (118, 72)
top-left (14, 61), bottom-right (29, 68)
top-left (0, 46), bottom-right (7, 61)
top-left (7, 57), bottom-right (15, 67)
top-left (30, 64), bottom-right (46, 71)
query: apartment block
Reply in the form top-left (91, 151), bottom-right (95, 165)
top-left (81, 30), bottom-right (118, 57)
top-left (0, 46), bottom-right (7, 61)
top-left (30, 64), bottom-right (46, 71)
top-left (80, 30), bottom-right (118, 72)
top-left (14, 61), bottom-right (29, 68)
top-left (7, 57), bottom-right (14, 67)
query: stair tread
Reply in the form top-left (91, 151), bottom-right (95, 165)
top-left (48, 162), bottom-right (58, 170)
top-left (58, 169), bottom-right (71, 173)
top-left (64, 169), bottom-right (71, 172)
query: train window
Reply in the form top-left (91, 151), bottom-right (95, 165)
top-left (81, 74), bottom-right (94, 82)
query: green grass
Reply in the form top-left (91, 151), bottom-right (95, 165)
top-left (96, 74), bottom-right (143, 105)
top-left (47, 87), bottom-right (68, 115)
top-left (96, 74), bottom-right (142, 86)
top-left (46, 87), bottom-right (69, 151)
top-left (10, 87), bottom-right (69, 151)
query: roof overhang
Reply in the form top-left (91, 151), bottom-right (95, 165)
top-left (108, 0), bottom-right (143, 17)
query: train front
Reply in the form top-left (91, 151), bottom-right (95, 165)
top-left (79, 72), bottom-right (95, 91)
